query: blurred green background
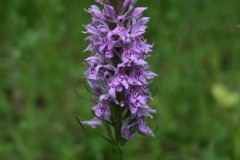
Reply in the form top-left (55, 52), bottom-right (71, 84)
top-left (0, 0), bottom-right (240, 159)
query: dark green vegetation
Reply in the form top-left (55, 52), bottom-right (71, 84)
top-left (0, 0), bottom-right (240, 159)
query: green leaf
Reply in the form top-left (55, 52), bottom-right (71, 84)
top-left (211, 83), bottom-right (239, 109)
top-left (75, 116), bottom-right (113, 144)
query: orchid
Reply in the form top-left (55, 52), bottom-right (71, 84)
top-left (80, 0), bottom-right (157, 159)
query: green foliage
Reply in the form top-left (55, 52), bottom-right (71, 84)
top-left (0, 0), bottom-right (240, 159)
top-left (211, 83), bottom-right (238, 108)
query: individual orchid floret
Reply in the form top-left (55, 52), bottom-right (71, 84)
top-left (92, 103), bottom-right (111, 119)
top-left (138, 119), bottom-right (154, 136)
top-left (121, 121), bottom-right (136, 140)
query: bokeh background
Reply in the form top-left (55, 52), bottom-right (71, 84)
top-left (0, 0), bottom-right (240, 159)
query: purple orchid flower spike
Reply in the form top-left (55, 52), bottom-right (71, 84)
top-left (80, 0), bottom-right (157, 159)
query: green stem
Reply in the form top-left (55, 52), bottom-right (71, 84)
top-left (104, 123), bottom-right (114, 142)
top-left (108, 103), bottom-right (126, 160)
top-left (113, 145), bottom-right (123, 160)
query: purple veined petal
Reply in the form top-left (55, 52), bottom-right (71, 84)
top-left (128, 77), bottom-right (139, 86)
top-left (132, 90), bottom-right (140, 99)
top-left (99, 94), bottom-right (110, 101)
top-left (90, 36), bottom-right (101, 46)
top-left (125, 7), bottom-right (147, 20)
top-left (99, 36), bottom-right (111, 52)
top-left (123, 49), bottom-right (144, 64)
top-left (98, 24), bottom-right (110, 33)
top-left (85, 64), bottom-right (102, 80)
top-left (85, 54), bottom-right (104, 67)
top-left (109, 84), bottom-right (116, 98)
top-left (132, 39), bottom-right (142, 53)
top-left (86, 5), bottom-right (104, 20)
top-left (112, 26), bottom-right (129, 41)
top-left (139, 98), bottom-right (150, 107)
top-left (127, 87), bottom-right (149, 108)
top-left (121, 122), bottom-right (136, 140)
top-left (130, 17), bottom-right (150, 37)
top-left (104, 49), bottom-right (114, 58)
top-left (129, 103), bottom-right (138, 114)
top-left (83, 24), bottom-right (100, 36)
top-left (134, 67), bottom-right (144, 79)
top-left (134, 59), bottom-right (148, 66)
top-left (121, 49), bottom-right (134, 62)
top-left (144, 71), bottom-right (157, 79)
top-left (131, 7), bottom-right (148, 18)
top-left (142, 43), bottom-right (153, 54)
top-left (133, 36), bottom-right (143, 53)
top-left (131, 36), bottom-right (153, 54)
top-left (104, 5), bottom-right (116, 19)
top-left (129, 67), bottom-right (149, 85)
top-left (134, 96), bottom-right (147, 108)
top-left (138, 120), bottom-right (154, 136)
top-left (122, 0), bottom-right (137, 9)
top-left (118, 27), bottom-right (129, 40)
top-left (82, 117), bottom-right (102, 128)
top-left (124, 49), bottom-right (132, 60)
top-left (128, 76), bottom-right (142, 86)
top-left (136, 107), bottom-right (156, 118)
top-left (104, 4), bottom-right (117, 23)
top-left (116, 74), bottom-right (129, 89)
top-left (92, 103), bottom-right (111, 119)
top-left (130, 19), bottom-right (148, 37)
top-left (91, 19), bottom-right (104, 27)
top-left (132, 25), bottom-right (147, 37)
top-left (140, 17), bottom-right (150, 25)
